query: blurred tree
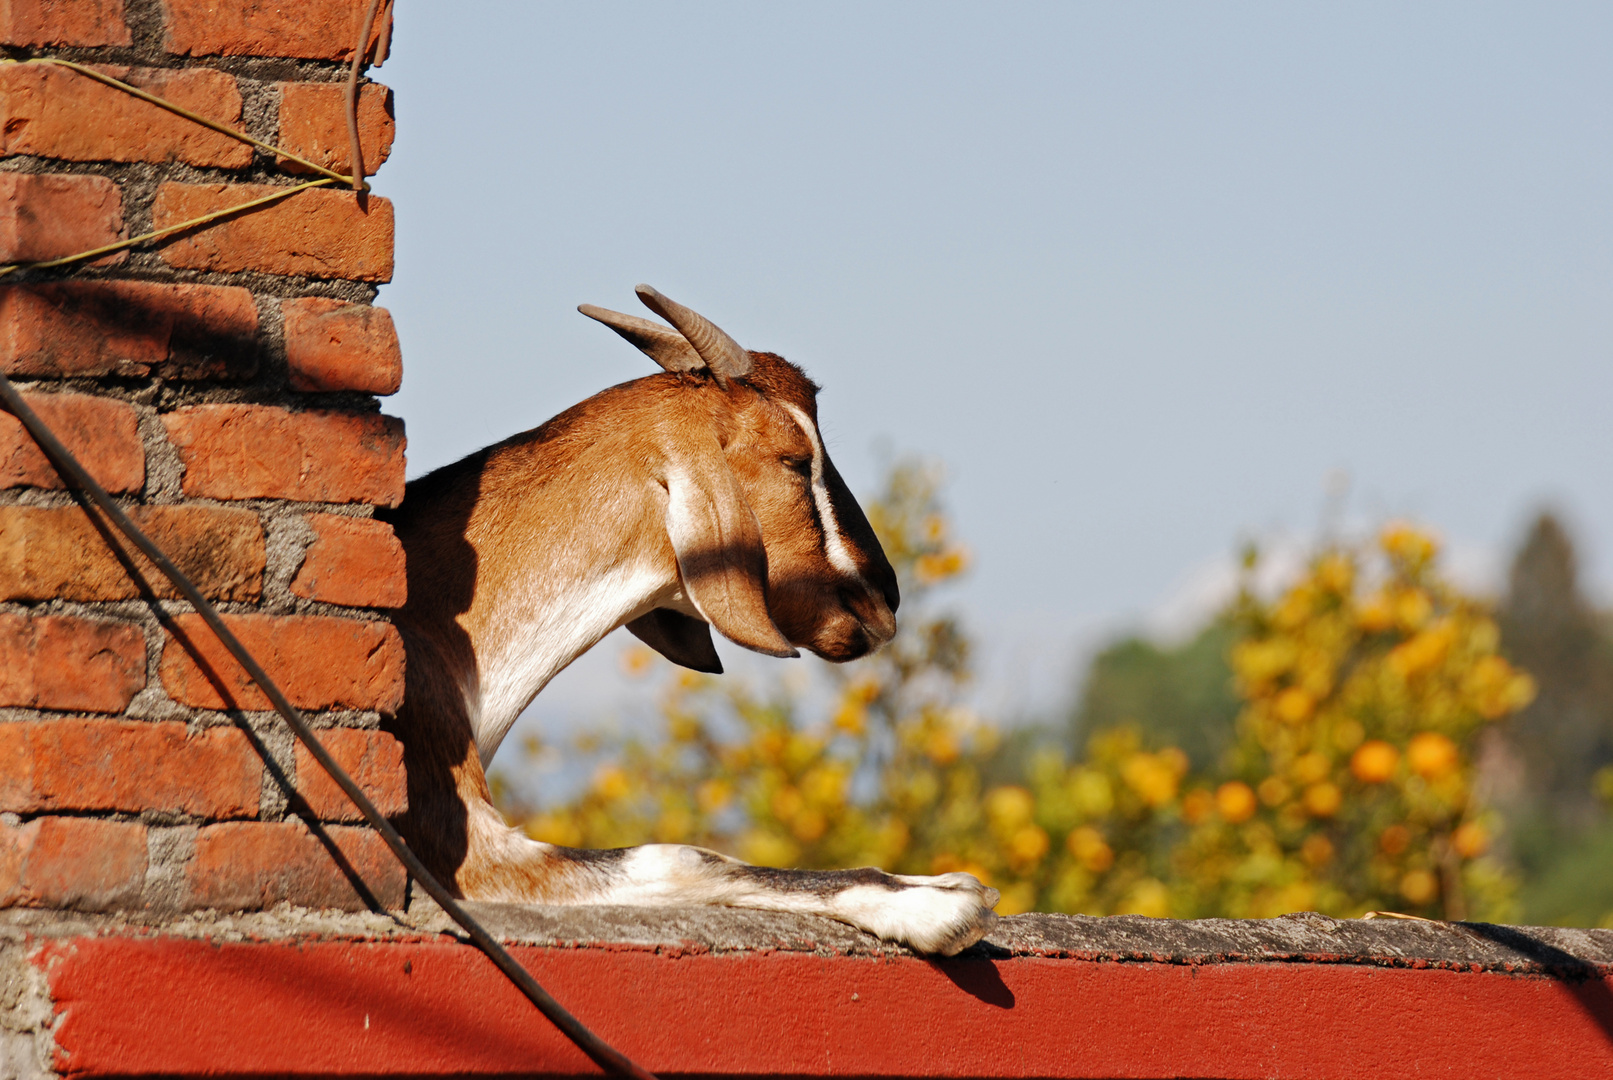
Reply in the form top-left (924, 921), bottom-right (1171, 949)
top-left (1493, 512), bottom-right (1613, 926)
top-left (1496, 513), bottom-right (1613, 825)
top-left (1167, 529), bottom-right (1533, 920)
top-left (1069, 622), bottom-right (1240, 771)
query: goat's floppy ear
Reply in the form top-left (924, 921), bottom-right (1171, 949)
top-left (663, 444), bottom-right (798, 659)
top-left (578, 304), bottom-right (706, 374)
top-left (626, 609), bottom-right (723, 673)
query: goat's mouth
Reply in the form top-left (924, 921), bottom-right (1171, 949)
top-left (800, 590), bottom-right (896, 663)
top-left (807, 627), bottom-right (872, 663)
top-left (845, 586), bottom-right (897, 647)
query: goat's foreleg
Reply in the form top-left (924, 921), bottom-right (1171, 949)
top-left (593, 844), bottom-right (1002, 956)
top-left (462, 809), bottom-right (998, 956)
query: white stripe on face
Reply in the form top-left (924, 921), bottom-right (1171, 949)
top-left (780, 402), bottom-right (867, 587)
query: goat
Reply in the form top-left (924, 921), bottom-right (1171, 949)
top-left (380, 286), bottom-right (999, 955)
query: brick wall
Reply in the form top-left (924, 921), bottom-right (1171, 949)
top-left (0, 0), bottom-right (409, 915)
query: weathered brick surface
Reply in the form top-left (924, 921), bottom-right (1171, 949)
top-left (292, 727), bottom-right (406, 821)
top-left (164, 0), bottom-right (387, 61)
top-left (162, 405), bottom-right (405, 504)
top-left (0, 719), bottom-right (260, 818)
top-left (290, 513), bottom-right (406, 608)
top-left (185, 821), bottom-right (405, 911)
top-left (0, 0), bottom-right (131, 46)
top-left (160, 613), bottom-right (405, 712)
top-left (152, 182), bottom-right (394, 281)
top-left (0, 613), bottom-right (145, 712)
top-left (0, 390), bottom-right (143, 493)
top-left (0, 503), bottom-right (264, 602)
top-left (278, 81), bottom-right (394, 177)
top-left (0, 817), bottom-right (146, 911)
top-left (0, 0), bottom-right (410, 920)
top-left (0, 172), bottom-right (124, 265)
top-left (0, 64), bottom-right (250, 167)
top-left (0, 280), bottom-right (259, 380)
top-left (281, 297), bottom-right (402, 395)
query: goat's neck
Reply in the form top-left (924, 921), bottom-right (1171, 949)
top-left (466, 519), bottom-right (678, 765)
top-left (398, 443), bottom-right (686, 768)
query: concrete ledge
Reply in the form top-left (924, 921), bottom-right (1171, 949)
top-left (4, 905), bottom-right (1611, 1078)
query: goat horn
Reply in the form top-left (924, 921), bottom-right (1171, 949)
top-left (578, 304), bottom-right (705, 374)
top-left (635, 285), bottom-right (753, 386)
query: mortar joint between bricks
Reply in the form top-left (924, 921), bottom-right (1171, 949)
top-left (136, 407), bottom-right (185, 502)
top-left (0, 932), bottom-right (61, 1077)
top-left (245, 719), bottom-right (296, 821)
top-left (0, 45), bottom-right (356, 85)
top-left (0, 157), bottom-right (294, 191)
top-left (2, 262), bottom-right (381, 303)
top-left (130, 614), bottom-right (182, 721)
top-left (119, 0), bottom-right (171, 61)
top-left (141, 378), bottom-right (392, 414)
top-left (260, 505), bottom-right (315, 613)
top-left (252, 291), bottom-right (291, 394)
top-left (140, 824), bottom-right (199, 915)
top-left (183, 709), bottom-right (380, 733)
top-left (240, 78), bottom-right (281, 156)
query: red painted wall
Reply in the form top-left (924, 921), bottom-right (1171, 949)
top-left (35, 934), bottom-right (1613, 1079)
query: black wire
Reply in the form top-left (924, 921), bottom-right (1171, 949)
top-left (0, 373), bottom-right (658, 1080)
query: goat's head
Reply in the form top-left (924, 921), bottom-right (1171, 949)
top-left (580, 286), bottom-right (899, 671)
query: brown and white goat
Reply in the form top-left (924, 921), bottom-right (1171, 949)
top-left (380, 286), bottom-right (999, 955)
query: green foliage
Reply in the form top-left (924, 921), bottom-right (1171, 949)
top-left (1070, 622), bottom-right (1241, 771)
top-left (1513, 818), bottom-right (1613, 928)
top-left (1497, 513), bottom-right (1613, 824)
top-left (1492, 512), bottom-right (1613, 924)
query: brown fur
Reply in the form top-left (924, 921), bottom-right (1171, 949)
top-left (379, 355), bottom-right (898, 901)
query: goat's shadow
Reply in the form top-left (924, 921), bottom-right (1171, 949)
top-left (1458, 921), bottom-right (1613, 1047)
top-left (929, 941), bottom-right (1016, 1008)
top-left (374, 455), bottom-right (485, 888)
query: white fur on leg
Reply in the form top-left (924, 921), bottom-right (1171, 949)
top-left (830, 875), bottom-right (1001, 956)
top-left (582, 846), bottom-right (1001, 955)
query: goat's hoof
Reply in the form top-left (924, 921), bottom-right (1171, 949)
top-left (838, 872), bottom-right (1002, 956)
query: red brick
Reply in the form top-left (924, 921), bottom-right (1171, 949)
top-left (185, 821), bottom-right (404, 911)
top-left (0, 613), bottom-right (145, 713)
top-left (0, 280), bottom-right (259, 380)
top-left (0, 172), bottom-right (124, 265)
top-left (291, 512), bottom-right (406, 607)
top-left (160, 613), bottom-right (404, 713)
top-left (164, 0), bottom-right (388, 61)
top-left (0, 64), bottom-right (249, 168)
top-left (152, 182), bottom-right (393, 282)
top-left (161, 405), bottom-right (404, 505)
top-left (281, 297), bottom-right (401, 395)
top-left (0, 719), bottom-right (260, 818)
top-left (0, 390), bottom-right (143, 493)
top-left (0, 817), bottom-right (146, 911)
top-left (277, 81), bottom-right (394, 178)
top-left (0, 0), bottom-right (131, 46)
top-left (293, 727), bottom-right (405, 821)
top-left (0, 503), bottom-right (263, 603)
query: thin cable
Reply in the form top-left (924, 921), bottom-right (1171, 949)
top-left (0, 178), bottom-right (339, 279)
top-left (0, 376), bottom-right (659, 1080)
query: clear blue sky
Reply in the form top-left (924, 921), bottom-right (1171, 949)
top-left (372, 2), bottom-right (1611, 724)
